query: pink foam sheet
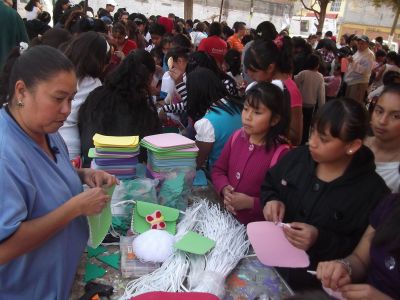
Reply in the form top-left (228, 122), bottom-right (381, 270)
top-left (247, 221), bottom-right (310, 268)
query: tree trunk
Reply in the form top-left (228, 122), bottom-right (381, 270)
top-left (390, 4), bottom-right (400, 36)
top-left (316, 1), bottom-right (329, 33)
top-left (219, 0), bottom-right (225, 22)
top-left (184, 0), bottom-right (193, 20)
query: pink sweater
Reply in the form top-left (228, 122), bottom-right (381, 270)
top-left (211, 129), bottom-right (289, 225)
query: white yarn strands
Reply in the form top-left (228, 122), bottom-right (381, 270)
top-left (121, 201), bottom-right (206, 299)
top-left (189, 202), bottom-right (250, 298)
top-left (121, 200), bottom-right (249, 299)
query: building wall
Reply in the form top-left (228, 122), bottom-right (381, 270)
top-left (339, 0), bottom-right (400, 43)
top-left (87, 0), bottom-right (293, 28)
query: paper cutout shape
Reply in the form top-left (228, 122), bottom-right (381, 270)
top-left (93, 134), bottom-right (139, 148)
top-left (247, 221), bottom-right (310, 268)
top-left (132, 201), bottom-right (180, 235)
top-left (84, 262), bottom-right (106, 282)
top-left (87, 185), bottom-right (116, 248)
top-left (193, 170), bottom-right (207, 186)
top-left (174, 231), bottom-right (216, 255)
top-left (96, 253), bottom-right (120, 270)
top-left (146, 210), bottom-right (166, 230)
top-left (87, 245), bottom-right (107, 258)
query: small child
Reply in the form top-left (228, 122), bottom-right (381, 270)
top-left (211, 82), bottom-right (291, 225)
top-left (324, 64), bottom-right (342, 101)
top-left (294, 53), bottom-right (325, 144)
top-left (261, 98), bottom-right (390, 290)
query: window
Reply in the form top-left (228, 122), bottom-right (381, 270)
top-left (330, 0), bottom-right (342, 12)
top-left (300, 20), bottom-right (309, 33)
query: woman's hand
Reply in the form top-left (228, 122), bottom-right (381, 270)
top-left (263, 200), bottom-right (285, 223)
top-left (71, 187), bottom-right (111, 216)
top-left (169, 67), bottom-right (184, 84)
top-left (114, 50), bottom-right (125, 60)
top-left (340, 284), bottom-right (394, 300)
top-left (79, 168), bottom-right (119, 188)
top-left (317, 260), bottom-right (351, 290)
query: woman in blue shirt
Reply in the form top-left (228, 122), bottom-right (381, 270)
top-left (0, 45), bottom-right (117, 299)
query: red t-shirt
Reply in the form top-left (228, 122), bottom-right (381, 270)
top-left (198, 35), bottom-right (228, 65)
top-left (111, 39), bottom-right (137, 65)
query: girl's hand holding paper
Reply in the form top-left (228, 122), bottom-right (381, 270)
top-left (263, 200), bottom-right (285, 223)
top-left (283, 222), bottom-right (319, 251)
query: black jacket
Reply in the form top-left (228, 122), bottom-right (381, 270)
top-left (260, 146), bottom-right (390, 269)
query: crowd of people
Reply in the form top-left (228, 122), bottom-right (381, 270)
top-left (0, 1), bottom-right (399, 299)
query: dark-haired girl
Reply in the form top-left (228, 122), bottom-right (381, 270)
top-left (25, 0), bottom-right (42, 21)
top-left (365, 85), bottom-right (400, 192)
top-left (186, 67), bottom-right (242, 170)
top-left (53, 0), bottom-right (70, 26)
top-left (317, 193), bottom-right (400, 299)
top-left (244, 38), bottom-right (303, 146)
top-left (0, 45), bottom-right (116, 298)
top-left (294, 53), bottom-right (326, 144)
top-left (59, 32), bottom-right (111, 160)
top-left (78, 50), bottom-right (161, 166)
top-left (110, 22), bottom-right (137, 65)
top-left (211, 82), bottom-right (291, 224)
top-left (261, 98), bottom-right (390, 290)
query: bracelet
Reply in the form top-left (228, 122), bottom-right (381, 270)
top-left (336, 258), bottom-right (352, 276)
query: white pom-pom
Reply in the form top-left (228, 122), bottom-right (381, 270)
top-left (133, 230), bottom-right (175, 263)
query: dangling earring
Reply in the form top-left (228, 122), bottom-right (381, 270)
top-left (17, 99), bottom-right (24, 107)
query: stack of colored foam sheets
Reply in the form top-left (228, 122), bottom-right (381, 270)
top-left (89, 134), bottom-right (140, 179)
top-left (140, 133), bottom-right (198, 176)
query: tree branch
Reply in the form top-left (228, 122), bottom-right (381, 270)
top-left (299, 0), bottom-right (320, 15)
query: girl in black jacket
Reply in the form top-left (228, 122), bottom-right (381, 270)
top-left (260, 98), bottom-right (390, 290)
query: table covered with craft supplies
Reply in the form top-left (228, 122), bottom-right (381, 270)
top-left (70, 133), bottom-right (295, 299)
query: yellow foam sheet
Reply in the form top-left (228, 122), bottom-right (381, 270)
top-left (93, 134), bottom-right (139, 148)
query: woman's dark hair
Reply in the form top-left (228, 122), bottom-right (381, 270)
top-left (25, 0), bottom-right (39, 11)
top-left (245, 82), bottom-right (290, 149)
top-left (372, 194), bottom-right (400, 255)
top-left (244, 39), bottom-right (279, 72)
top-left (255, 21), bottom-right (278, 41)
top-left (63, 32), bottom-right (109, 80)
top-left (0, 45), bottom-right (74, 106)
top-left (112, 22), bottom-right (127, 36)
top-left (313, 98), bottom-right (369, 142)
top-left (30, 28), bottom-right (72, 48)
top-left (126, 20), bottom-right (146, 49)
top-left (187, 51), bottom-right (239, 96)
top-left (171, 33), bottom-right (192, 50)
top-left (382, 72), bottom-right (400, 86)
top-left (386, 51), bottom-right (398, 64)
top-left (166, 47), bottom-right (190, 63)
top-left (208, 22), bottom-right (222, 37)
top-left (53, 0), bottom-right (70, 25)
top-left (92, 19), bottom-right (107, 34)
top-left (186, 67), bottom-right (241, 122)
top-left (78, 50), bottom-right (160, 163)
top-left (149, 23), bottom-right (166, 37)
top-left (37, 11), bottom-right (51, 24)
top-left (304, 53), bottom-right (320, 70)
top-left (224, 49), bottom-right (241, 77)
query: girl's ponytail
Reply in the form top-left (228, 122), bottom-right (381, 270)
top-left (0, 47), bottom-right (22, 106)
top-left (275, 35), bottom-right (293, 74)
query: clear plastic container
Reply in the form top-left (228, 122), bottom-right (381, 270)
top-left (119, 235), bottom-right (160, 278)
